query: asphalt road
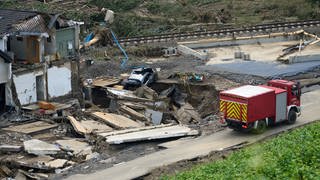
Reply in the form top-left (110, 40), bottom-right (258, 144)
top-left (65, 89), bottom-right (320, 180)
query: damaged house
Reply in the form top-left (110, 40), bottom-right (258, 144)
top-left (0, 9), bottom-right (82, 111)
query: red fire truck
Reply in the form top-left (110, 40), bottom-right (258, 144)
top-left (220, 80), bottom-right (301, 133)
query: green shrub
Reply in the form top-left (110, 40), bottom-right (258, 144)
top-left (89, 0), bottom-right (143, 11)
top-left (170, 122), bottom-right (320, 179)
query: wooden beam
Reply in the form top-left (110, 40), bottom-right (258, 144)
top-left (67, 116), bottom-right (90, 135)
top-left (120, 105), bottom-right (149, 122)
top-left (91, 112), bottom-right (143, 129)
top-left (2, 121), bottom-right (58, 135)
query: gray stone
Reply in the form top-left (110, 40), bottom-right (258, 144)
top-left (24, 139), bottom-right (60, 156)
top-left (0, 145), bottom-right (22, 152)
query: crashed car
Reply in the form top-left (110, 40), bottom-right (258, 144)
top-left (122, 67), bottom-right (158, 89)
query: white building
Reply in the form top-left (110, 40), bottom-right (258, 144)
top-left (0, 9), bottom-right (81, 110)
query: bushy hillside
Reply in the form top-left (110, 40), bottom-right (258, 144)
top-left (1, 0), bottom-right (320, 37)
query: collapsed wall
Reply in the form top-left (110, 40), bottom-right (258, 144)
top-left (7, 62), bottom-right (73, 107)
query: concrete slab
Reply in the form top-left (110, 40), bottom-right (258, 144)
top-left (45, 159), bottom-right (68, 169)
top-left (192, 38), bottom-right (320, 78)
top-left (177, 45), bottom-right (208, 60)
top-left (199, 61), bottom-right (320, 78)
top-left (65, 89), bottom-right (320, 180)
top-left (0, 145), bottom-right (22, 152)
top-left (24, 139), bottom-right (60, 156)
top-left (55, 139), bottom-right (91, 156)
top-left (104, 125), bottom-right (199, 144)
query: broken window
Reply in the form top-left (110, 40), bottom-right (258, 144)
top-left (36, 75), bottom-right (45, 101)
top-left (47, 36), bottom-right (52, 43)
top-left (16, 36), bottom-right (23, 41)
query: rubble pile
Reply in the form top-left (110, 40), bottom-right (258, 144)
top-left (0, 73), bottom-right (225, 179)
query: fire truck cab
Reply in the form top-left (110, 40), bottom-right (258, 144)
top-left (220, 80), bottom-right (301, 133)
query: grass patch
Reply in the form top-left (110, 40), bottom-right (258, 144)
top-left (168, 122), bottom-right (320, 179)
top-left (89, 0), bottom-right (143, 12)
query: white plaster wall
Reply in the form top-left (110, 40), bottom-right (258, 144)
top-left (13, 69), bottom-right (45, 105)
top-left (13, 63), bottom-right (71, 106)
top-left (0, 37), bottom-right (7, 51)
top-left (5, 81), bottom-right (14, 107)
top-left (13, 73), bottom-right (38, 105)
top-left (47, 64), bottom-right (72, 98)
top-left (0, 59), bottom-right (10, 84)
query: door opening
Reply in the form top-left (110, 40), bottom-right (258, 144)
top-left (0, 83), bottom-right (5, 113)
top-left (36, 75), bottom-right (45, 101)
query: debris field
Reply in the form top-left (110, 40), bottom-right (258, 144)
top-left (0, 7), bottom-right (320, 180)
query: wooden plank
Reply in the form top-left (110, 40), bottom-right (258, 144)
top-left (2, 121), bottom-right (58, 135)
top-left (104, 125), bottom-right (199, 144)
top-left (91, 112), bottom-right (142, 129)
top-left (22, 104), bottom-right (40, 111)
top-left (52, 102), bottom-right (72, 111)
top-left (80, 120), bottom-right (113, 134)
top-left (67, 116), bottom-right (90, 135)
top-left (106, 88), bottom-right (153, 102)
top-left (120, 105), bottom-right (149, 122)
top-left (0, 165), bottom-right (13, 177)
top-left (120, 101), bottom-right (147, 110)
top-left (92, 77), bottom-right (121, 88)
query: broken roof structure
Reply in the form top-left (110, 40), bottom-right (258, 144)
top-left (0, 9), bottom-right (82, 111)
top-left (0, 9), bottom-right (39, 37)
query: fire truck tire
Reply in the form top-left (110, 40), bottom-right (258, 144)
top-left (287, 109), bottom-right (297, 124)
top-left (251, 120), bottom-right (267, 134)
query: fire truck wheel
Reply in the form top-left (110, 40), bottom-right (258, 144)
top-left (252, 120), bottom-right (267, 134)
top-left (287, 109), bottom-right (297, 124)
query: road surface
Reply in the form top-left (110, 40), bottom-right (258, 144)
top-left (66, 89), bottom-right (320, 180)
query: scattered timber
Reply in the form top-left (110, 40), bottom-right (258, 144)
top-left (92, 112), bottom-right (143, 129)
top-left (2, 121), bottom-right (58, 135)
top-left (120, 105), bottom-right (149, 122)
top-left (67, 116), bottom-right (90, 135)
top-left (92, 77), bottom-right (121, 88)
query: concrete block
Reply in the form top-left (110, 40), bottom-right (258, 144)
top-left (104, 125), bottom-right (199, 144)
top-left (0, 145), bottom-right (22, 152)
top-left (24, 139), bottom-right (60, 156)
top-left (177, 45), bottom-right (208, 60)
top-left (288, 54), bottom-right (320, 64)
top-left (55, 139), bottom-right (92, 156)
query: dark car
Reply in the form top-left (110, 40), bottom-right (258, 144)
top-left (122, 67), bottom-right (158, 89)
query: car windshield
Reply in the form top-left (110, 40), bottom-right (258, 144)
top-left (132, 68), bottom-right (152, 74)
